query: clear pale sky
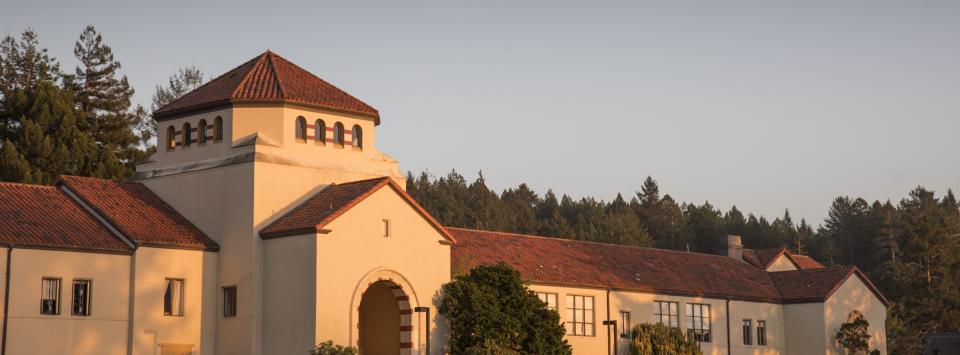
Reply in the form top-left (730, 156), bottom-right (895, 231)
top-left (3, 0), bottom-right (959, 225)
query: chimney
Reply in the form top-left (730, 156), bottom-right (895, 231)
top-left (721, 235), bottom-right (743, 261)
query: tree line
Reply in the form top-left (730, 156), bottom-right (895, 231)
top-left (0, 27), bottom-right (202, 183)
top-left (407, 170), bottom-right (960, 354)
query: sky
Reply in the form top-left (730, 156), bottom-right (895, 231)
top-left (3, 0), bottom-right (959, 225)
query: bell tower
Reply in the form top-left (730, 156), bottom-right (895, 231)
top-left (133, 51), bottom-right (405, 355)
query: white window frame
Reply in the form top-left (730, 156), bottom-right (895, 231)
top-left (620, 310), bottom-right (631, 338)
top-left (686, 303), bottom-right (712, 343)
top-left (653, 300), bottom-right (680, 328)
top-left (40, 277), bottom-right (61, 315)
top-left (535, 292), bottom-right (558, 311)
top-left (565, 295), bottom-right (595, 336)
top-left (742, 319), bottom-right (752, 345)
top-left (757, 320), bottom-right (767, 346)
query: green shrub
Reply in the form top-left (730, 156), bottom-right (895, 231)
top-left (628, 323), bottom-right (703, 355)
top-left (464, 339), bottom-right (521, 355)
top-left (311, 341), bottom-right (361, 355)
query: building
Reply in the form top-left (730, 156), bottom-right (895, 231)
top-left (0, 51), bottom-right (887, 355)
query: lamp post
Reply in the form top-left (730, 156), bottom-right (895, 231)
top-left (414, 306), bottom-right (430, 355)
top-left (602, 319), bottom-right (618, 355)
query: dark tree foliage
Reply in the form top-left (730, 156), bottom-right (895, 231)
top-left (629, 323), bottom-right (703, 355)
top-left (65, 25), bottom-right (145, 177)
top-left (439, 263), bottom-right (571, 355)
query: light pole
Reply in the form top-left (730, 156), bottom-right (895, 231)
top-left (602, 319), bottom-right (618, 355)
top-left (414, 306), bottom-right (430, 355)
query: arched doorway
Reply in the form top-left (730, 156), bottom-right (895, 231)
top-left (359, 280), bottom-right (410, 355)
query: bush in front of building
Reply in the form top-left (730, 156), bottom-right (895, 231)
top-left (311, 341), bottom-right (361, 355)
top-left (439, 263), bottom-right (572, 355)
top-left (628, 323), bottom-right (703, 355)
top-left (835, 315), bottom-right (881, 355)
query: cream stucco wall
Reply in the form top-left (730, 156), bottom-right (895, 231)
top-left (2, 248), bottom-right (130, 355)
top-left (307, 186), bottom-right (450, 354)
top-left (130, 247), bottom-right (218, 355)
top-left (262, 234), bottom-right (317, 355)
top-left (783, 302), bottom-right (825, 355)
top-left (527, 284), bottom-right (787, 355)
top-left (823, 276), bottom-right (887, 355)
top-left (765, 255), bottom-right (798, 272)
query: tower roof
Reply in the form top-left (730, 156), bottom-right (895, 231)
top-left (153, 51), bottom-right (379, 123)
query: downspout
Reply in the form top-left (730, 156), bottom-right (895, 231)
top-left (2, 245), bottom-right (12, 355)
top-left (126, 252), bottom-right (136, 355)
top-left (725, 299), bottom-right (731, 355)
top-left (606, 288), bottom-right (612, 355)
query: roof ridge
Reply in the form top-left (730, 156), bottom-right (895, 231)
top-left (159, 54), bottom-right (262, 113)
top-left (232, 51), bottom-right (270, 98)
top-left (446, 226), bottom-right (740, 260)
top-left (265, 51), bottom-right (286, 98)
top-left (333, 176), bottom-right (392, 187)
top-left (768, 265), bottom-right (854, 275)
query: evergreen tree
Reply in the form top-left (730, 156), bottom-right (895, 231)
top-left (604, 193), bottom-right (651, 246)
top-left (0, 29), bottom-right (60, 142)
top-left (501, 184), bottom-right (540, 234)
top-left (536, 190), bottom-right (573, 237)
top-left (66, 25), bottom-right (143, 177)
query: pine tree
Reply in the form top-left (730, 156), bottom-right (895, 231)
top-left (501, 184), bottom-right (540, 234)
top-left (0, 29), bottom-right (60, 142)
top-left (66, 25), bottom-right (142, 177)
top-left (537, 190), bottom-right (573, 237)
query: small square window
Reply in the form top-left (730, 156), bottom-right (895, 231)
top-left (72, 279), bottom-right (92, 316)
top-left (223, 286), bottom-right (237, 317)
top-left (164, 278), bottom-right (184, 316)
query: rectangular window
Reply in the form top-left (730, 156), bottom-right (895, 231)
top-left (383, 219), bottom-right (392, 238)
top-left (757, 320), bottom-right (767, 346)
top-left (41, 278), bottom-right (61, 315)
top-left (565, 295), bottom-right (595, 336)
top-left (164, 278), bottom-right (184, 316)
top-left (223, 286), bottom-right (237, 317)
top-left (535, 292), bottom-right (558, 311)
top-left (653, 301), bottom-right (680, 328)
top-left (686, 303), bottom-right (711, 343)
top-left (72, 279), bottom-right (92, 316)
top-left (620, 311), bottom-right (632, 338)
top-left (742, 319), bottom-right (752, 345)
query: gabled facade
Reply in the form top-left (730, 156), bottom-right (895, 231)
top-left (0, 51), bottom-right (888, 355)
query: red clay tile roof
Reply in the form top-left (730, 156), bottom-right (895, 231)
top-left (58, 176), bottom-right (218, 251)
top-left (0, 182), bottom-right (129, 253)
top-left (769, 266), bottom-right (888, 306)
top-left (448, 228), bottom-right (783, 303)
top-left (742, 249), bottom-right (762, 268)
top-left (752, 248), bottom-right (790, 269)
top-left (153, 51), bottom-right (379, 122)
top-left (788, 254), bottom-right (825, 269)
top-left (259, 177), bottom-right (454, 242)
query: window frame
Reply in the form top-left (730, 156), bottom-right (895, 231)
top-left (40, 277), bottom-right (61, 315)
top-left (166, 126), bottom-right (176, 151)
top-left (685, 303), bottom-right (712, 343)
top-left (333, 122), bottom-right (345, 146)
top-left (222, 286), bottom-right (237, 318)
top-left (163, 278), bottom-right (185, 317)
top-left (315, 119), bottom-right (326, 145)
top-left (757, 320), bottom-right (767, 346)
top-left (182, 122), bottom-right (192, 147)
top-left (535, 292), bottom-right (558, 311)
top-left (565, 294), bottom-right (595, 337)
top-left (72, 279), bottom-right (93, 316)
top-left (620, 310), bottom-right (632, 338)
top-left (295, 117), bottom-right (308, 143)
top-left (198, 119), bottom-right (208, 144)
top-left (653, 300), bottom-right (680, 329)
top-left (382, 219), bottom-right (391, 238)
top-left (213, 116), bottom-right (224, 142)
top-left (742, 319), bottom-right (752, 345)
top-left (352, 124), bottom-right (363, 149)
